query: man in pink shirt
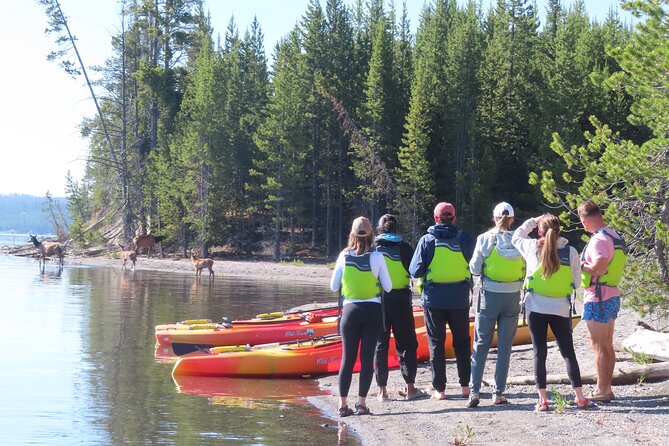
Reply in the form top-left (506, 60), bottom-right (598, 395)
top-left (578, 200), bottom-right (625, 402)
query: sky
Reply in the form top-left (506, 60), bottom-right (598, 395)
top-left (1, 0), bottom-right (632, 197)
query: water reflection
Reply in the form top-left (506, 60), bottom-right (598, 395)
top-left (338, 422), bottom-right (350, 445)
top-left (172, 375), bottom-right (327, 401)
top-left (0, 255), bottom-right (359, 445)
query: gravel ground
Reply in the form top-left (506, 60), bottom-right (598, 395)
top-left (310, 305), bottom-right (669, 446)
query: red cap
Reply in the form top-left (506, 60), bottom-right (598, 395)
top-left (434, 202), bottom-right (456, 222)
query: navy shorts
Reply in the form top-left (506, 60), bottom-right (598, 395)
top-left (583, 296), bottom-right (620, 323)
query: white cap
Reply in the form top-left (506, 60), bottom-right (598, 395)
top-left (493, 202), bottom-right (514, 218)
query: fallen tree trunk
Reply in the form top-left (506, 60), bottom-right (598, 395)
top-left (506, 361), bottom-right (669, 386)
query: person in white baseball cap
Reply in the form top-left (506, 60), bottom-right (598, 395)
top-left (467, 202), bottom-right (524, 408)
top-left (493, 202), bottom-right (514, 219)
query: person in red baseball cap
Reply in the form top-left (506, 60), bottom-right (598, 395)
top-left (409, 201), bottom-right (475, 400)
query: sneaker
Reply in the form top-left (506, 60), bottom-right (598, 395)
top-left (466, 393), bottom-right (480, 408)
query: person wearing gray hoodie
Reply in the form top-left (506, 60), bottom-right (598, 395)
top-left (466, 202), bottom-right (524, 408)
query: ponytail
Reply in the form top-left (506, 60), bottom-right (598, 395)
top-left (537, 214), bottom-right (561, 279)
top-left (494, 215), bottom-right (514, 232)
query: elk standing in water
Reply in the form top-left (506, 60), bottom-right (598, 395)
top-left (29, 235), bottom-right (64, 267)
top-left (118, 245), bottom-right (137, 271)
top-left (133, 234), bottom-right (166, 257)
top-left (191, 255), bottom-right (214, 278)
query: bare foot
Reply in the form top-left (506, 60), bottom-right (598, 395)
top-left (431, 390), bottom-right (447, 400)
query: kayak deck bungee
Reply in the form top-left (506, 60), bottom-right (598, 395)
top-left (170, 314), bottom-right (581, 378)
top-left (156, 306), bottom-right (425, 351)
top-left (155, 307), bottom-right (339, 331)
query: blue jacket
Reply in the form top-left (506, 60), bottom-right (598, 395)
top-left (409, 224), bottom-right (475, 310)
top-left (375, 233), bottom-right (414, 300)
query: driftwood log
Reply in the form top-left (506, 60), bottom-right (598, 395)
top-left (506, 362), bottom-right (669, 386)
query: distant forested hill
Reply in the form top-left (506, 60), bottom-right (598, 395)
top-left (0, 194), bottom-right (69, 234)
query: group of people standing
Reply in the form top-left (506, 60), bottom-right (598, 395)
top-left (330, 200), bottom-right (626, 416)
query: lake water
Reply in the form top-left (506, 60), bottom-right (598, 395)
top-left (0, 254), bottom-right (357, 445)
top-left (0, 233), bottom-right (33, 248)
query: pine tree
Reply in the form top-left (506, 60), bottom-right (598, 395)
top-left (538, 0), bottom-right (669, 316)
top-left (253, 29), bottom-right (311, 259)
top-left (474, 0), bottom-right (540, 223)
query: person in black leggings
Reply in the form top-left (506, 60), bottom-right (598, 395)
top-left (512, 213), bottom-right (594, 411)
top-left (529, 312), bottom-right (582, 390)
top-left (330, 216), bottom-right (392, 416)
top-left (373, 214), bottom-right (421, 401)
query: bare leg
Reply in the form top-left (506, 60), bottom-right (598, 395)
top-left (586, 319), bottom-right (616, 396)
top-left (339, 396), bottom-right (347, 411)
top-left (376, 386), bottom-right (388, 402)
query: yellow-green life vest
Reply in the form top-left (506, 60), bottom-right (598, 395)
top-left (425, 232), bottom-right (471, 285)
top-left (581, 229), bottom-right (627, 288)
top-left (377, 244), bottom-right (411, 290)
top-left (524, 247), bottom-right (574, 298)
top-left (341, 252), bottom-right (381, 300)
top-left (483, 240), bottom-right (525, 283)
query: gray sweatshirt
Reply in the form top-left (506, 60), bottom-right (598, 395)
top-left (469, 229), bottom-right (523, 293)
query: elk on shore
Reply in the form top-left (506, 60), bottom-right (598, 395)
top-left (118, 245), bottom-right (137, 271)
top-left (29, 234), bottom-right (64, 266)
top-left (133, 234), bottom-right (165, 258)
top-left (191, 255), bottom-right (214, 278)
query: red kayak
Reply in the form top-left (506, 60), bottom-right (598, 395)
top-left (156, 306), bottom-right (425, 354)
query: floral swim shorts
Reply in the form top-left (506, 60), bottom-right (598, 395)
top-left (583, 296), bottom-right (620, 323)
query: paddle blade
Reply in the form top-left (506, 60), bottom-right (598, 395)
top-left (172, 343), bottom-right (214, 356)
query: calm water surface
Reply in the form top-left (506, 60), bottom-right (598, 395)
top-left (0, 254), bottom-right (358, 445)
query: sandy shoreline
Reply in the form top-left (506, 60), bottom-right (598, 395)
top-left (8, 249), bottom-right (669, 445)
top-left (9, 247), bottom-right (335, 285)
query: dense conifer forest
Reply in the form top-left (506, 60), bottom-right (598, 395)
top-left (37, 0), bottom-right (669, 315)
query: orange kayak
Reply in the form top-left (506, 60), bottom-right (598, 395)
top-left (156, 306), bottom-right (425, 351)
top-left (172, 326), bottom-right (432, 378)
top-left (171, 314), bottom-right (580, 377)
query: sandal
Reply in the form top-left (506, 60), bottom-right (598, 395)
top-left (355, 403), bottom-right (372, 415)
top-left (493, 395), bottom-right (508, 405)
top-left (587, 391), bottom-right (615, 402)
top-left (400, 388), bottom-right (429, 401)
top-left (534, 401), bottom-right (550, 412)
top-left (338, 406), bottom-right (354, 417)
top-left (576, 398), bottom-right (598, 410)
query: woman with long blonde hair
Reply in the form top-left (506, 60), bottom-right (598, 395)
top-left (512, 213), bottom-right (594, 411)
top-left (330, 216), bottom-right (392, 416)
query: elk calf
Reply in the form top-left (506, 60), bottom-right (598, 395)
top-left (191, 255), bottom-right (214, 278)
top-left (119, 245), bottom-right (137, 271)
